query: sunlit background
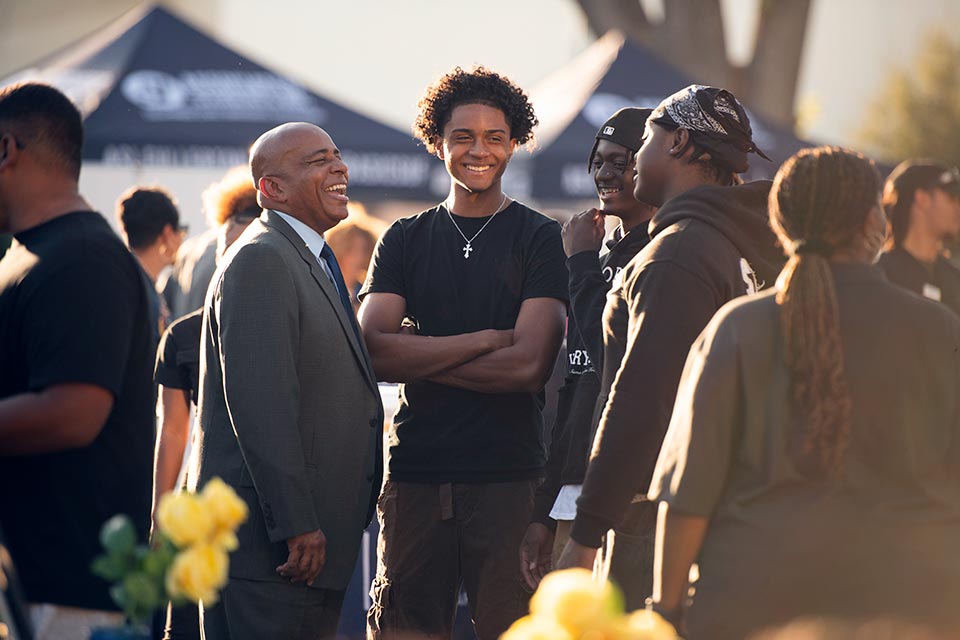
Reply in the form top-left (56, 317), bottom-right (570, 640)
top-left (1, 0), bottom-right (958, 231)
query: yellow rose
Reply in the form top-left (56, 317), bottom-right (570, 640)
top-left (166, 543), bottom-right (229, 605)
top-left (200, 477), bottom-right (249, 532)
top-left (618, 610), bottom-right (679, 640)
top-left (500, 615), bottom-right (574, 640)
top-left (210, 528), bottom-right (239, 552)
top-left (156, 492), bottom-right (216, 548)
top-left (529, 569), bottom-right (622, 635)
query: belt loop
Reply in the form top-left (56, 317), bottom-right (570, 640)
top-left (439, 483), bottom-right (454, 521)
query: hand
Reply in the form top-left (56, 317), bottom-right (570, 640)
top-left (276, 528), bottom-right (326, 585)
top-left (520, 522), bottom-right (554, 590)
top-left (562, 208), bottom-right (605, 257)
top-left (555, 538), bottom-right (598, 572)
top-left (399, 317), bottom-right (418, 335)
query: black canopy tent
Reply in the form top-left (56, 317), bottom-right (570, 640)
top-left (526, 31), bottom-right (812, 201)
top-left (2, 4), bottom-right (440, 201)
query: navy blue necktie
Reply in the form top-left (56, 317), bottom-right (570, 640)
top-left (319, 243), bottom-right (363, 344)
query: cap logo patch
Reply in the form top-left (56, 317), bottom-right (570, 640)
top-left (603, 126), bottom-right (615, 135)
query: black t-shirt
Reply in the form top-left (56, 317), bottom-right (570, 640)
top-left (359, 201), bottom-right (568, 483)
top-left (878, 248), bottom-right (960, 317)
top-left (0, 211), bottom-right (154, 610)
top-left (154, 309), bottom-right (202, 405)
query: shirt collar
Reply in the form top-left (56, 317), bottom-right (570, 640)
top-left (272, 209), bottom-right (326, 260)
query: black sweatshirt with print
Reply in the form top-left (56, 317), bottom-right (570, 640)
top-left (571, 181), bottom-right (786, 547)
top-left (531, 224), bottom-right (652, 528)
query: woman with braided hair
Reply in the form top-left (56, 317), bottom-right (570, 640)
top-left (648, 146), bottom-right (960, 639)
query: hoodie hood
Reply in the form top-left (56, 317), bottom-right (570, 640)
top-left (648, 180), bottom-right (785, 286)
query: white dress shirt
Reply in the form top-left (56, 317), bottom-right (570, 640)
top-left (272, 209), bottom-right (338, 291)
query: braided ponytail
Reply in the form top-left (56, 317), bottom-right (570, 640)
top-left (769, 147), bottom-right (882, 477)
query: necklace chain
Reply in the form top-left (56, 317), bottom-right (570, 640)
top-left (444, 194), bottom-right (508, 259)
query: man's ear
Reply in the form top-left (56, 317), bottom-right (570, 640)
top-left (258, 176), bottom-right (284, 202)
top-left (0, 134), bottom-right (22, 171)
top-left (669, 129), bottom-right (690, 158)
top-left (913, 189), bottom-right (932, 210)
top-left (434, 137), bottom-right (445, 161)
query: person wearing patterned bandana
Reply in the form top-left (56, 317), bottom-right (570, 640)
top-left (359, 67), bottom-right (568, 640)
top-left (520, 108), bottom-right (658, 609)
top-left (557, 85), bottom-right (785, 579)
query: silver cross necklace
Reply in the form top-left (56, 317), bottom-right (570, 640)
top-left (444, 193), bottom-right (508, 259)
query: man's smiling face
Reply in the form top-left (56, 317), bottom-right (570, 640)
top-left (439, 103), bottom-right (515, 195)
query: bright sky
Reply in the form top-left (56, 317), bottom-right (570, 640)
top-left (3, 0), bottom-right (959, 147)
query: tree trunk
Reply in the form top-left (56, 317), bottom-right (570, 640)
top-left (746, 0), bottom-right (812, 128)
top-left (573, 0), bottom-right (811, 128)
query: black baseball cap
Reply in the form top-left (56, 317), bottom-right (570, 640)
top-left (587, 107), bottom-right (653, 171)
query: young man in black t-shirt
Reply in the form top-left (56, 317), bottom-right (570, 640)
top-left (878, 160), bottom-right (960, 316)
top-left (359, 67), bottom-right (568, 640)
top-left (0, 83), bottom-right (154, 630)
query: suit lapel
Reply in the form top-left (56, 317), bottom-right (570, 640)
top-left (262, 210), bottom-right (379, 392)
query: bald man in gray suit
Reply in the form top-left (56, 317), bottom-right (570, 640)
top-left (191, 123), bottom-right (383, 639)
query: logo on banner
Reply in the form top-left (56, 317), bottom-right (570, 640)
top-left (121, 70), bottom-right (327, 122)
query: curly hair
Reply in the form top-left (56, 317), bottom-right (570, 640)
top-left (203, 165), bottom-right (260, 227)
top-left (413, 66), bottom-right (538, 154)
top-left (769, 146), bottom-right (881, 478)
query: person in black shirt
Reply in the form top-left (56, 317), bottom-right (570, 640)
top-left (520, 108), bottom-right (655, 601)
top-left (878, 160), bottom-right (960, 316)
top-left (557, 85), bottom-right (785, 577)
top-left (0, 83), bottom-right (153, 632)
top-left (359, 67), bottom-right (568, 640)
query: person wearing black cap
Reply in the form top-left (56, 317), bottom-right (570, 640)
top-left (878, 160), bottom-right (960, 316)
top-left (557, 85), bottom-right (785, 577)
top-left (520, 108), bottom-right (656, 604)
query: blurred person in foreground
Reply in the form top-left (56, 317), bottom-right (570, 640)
top-left (558, 85), bottom-right (784, 580)
top-left (116, 187), bottom-right (186, 346)
top-left (190, 122), bottom-right (382, 639)
top-left (649, 146), bottom-right (960, 639)
top-left (521, 108), bottom-right (657, 607)
top-left (877, 160), bottom-right (960, 316)
top-left (325, 203), bottom-right (385, 314)
top-left (151, 165), bottom-right (259, 640)
top-left (0, 83), bottom-right (154, 639)
top-left (359, 66), bottom-right (567, 640)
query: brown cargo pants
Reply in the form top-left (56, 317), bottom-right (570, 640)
top-left (366, 479), bottom-right (539, 640)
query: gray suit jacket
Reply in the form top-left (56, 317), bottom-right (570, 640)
top-left (191, 210), bottom-right (383, 590)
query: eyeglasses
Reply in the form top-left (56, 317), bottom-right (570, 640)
top-left (177, 224), bottom-right (189, 235)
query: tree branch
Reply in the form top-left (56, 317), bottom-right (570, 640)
top-left (575, 0), bottom-right (651, 44)
top-left (746, 0), bottom-right (812, 127)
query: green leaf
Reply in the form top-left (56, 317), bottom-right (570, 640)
top-left (91, 554), bottom-right (127, 582)
top-left (110, 583), bottom-right (129, 611)
top-left (124, 572), bottom-right (161, 611)
top-left (142, 546), bottom-right (173, 579)
top-left (100, 515), bottom-right (138, 555)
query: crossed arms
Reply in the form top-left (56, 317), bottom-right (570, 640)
top-left (358, 292), bottom-right (565, 393)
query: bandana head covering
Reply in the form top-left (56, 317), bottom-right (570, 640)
top-left (587, 107), bottom-right (653, 172)
top-left (650, 84), bottom-right (770, 174)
